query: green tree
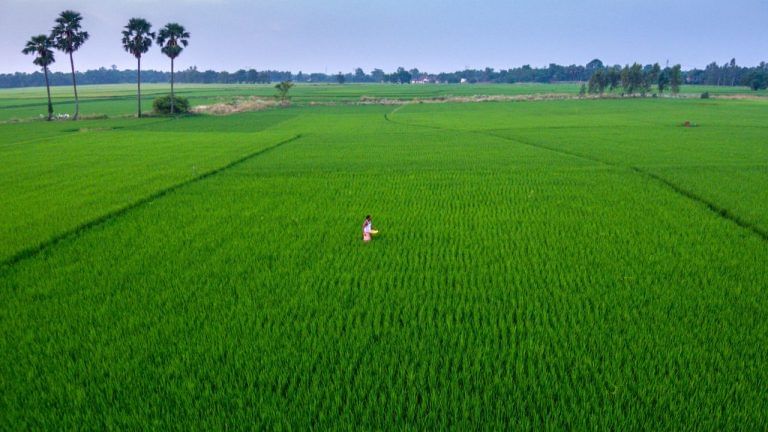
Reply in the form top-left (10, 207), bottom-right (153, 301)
top-left (620, 63), bottom-right (644, 95)
top-left (586, 58), bottom-right (604, 72)
top-left (588, 69), bottom-right (606, 95)
top-left (51, 10), bottom-right (89, 120)
top-left (336, 72), bottom-right (345, 84)
top-left (606, 67), bottom-right (620, 92)
top-left (22, 35), bottom-right (56, 121)
top-left (620, 66), bottom-right (630, 94)
top-left (630, 63), bottom-right (644, 95)
top-left (370, 68), bottom-right (385, 82)
top-left (275, 80), bottom-right (294, 104)
top-left (658, 68), bottom-right (670, 95)
top-left (670, 64), bottom-right (682, 95)
top-left (648, 63), bottom-right (661, 94)
top-left (395, 67), bottom-right (412, 84)
top-left (744, 71), bottom-right (767, 90)
top-left (156, 23), bottom-right (190, 114)
top-left (354, 68), bottom-right (366, 82)
top-left (121, 18), bottom-right (155, 118)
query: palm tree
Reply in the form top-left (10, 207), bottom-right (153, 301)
top-left (51, 10), bottom-right (89, 120)
top-left (122, 18), bottom-right (155, 118)
top-left (156, 23), bottom-right (190, 114)
top-left (22, 35), bottom-right (56, 121)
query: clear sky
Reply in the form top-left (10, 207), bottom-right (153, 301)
top-left (3, 0), bottom-right (767, 74)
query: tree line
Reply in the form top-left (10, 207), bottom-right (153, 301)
top-left (22, 10), bottom-right (189, 120)
top-left (585, 63), bottom-right (683, 96)
top-left (10, 60), bottom-right (768, 93)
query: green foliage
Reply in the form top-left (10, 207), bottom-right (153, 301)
top-left (620, 63), bottom-right (645, 95)
top-left (700, 91), bottom-right (710, 99)
top-left (744, 71), bottom-right (767, 90)
top-left (386, 67), bottom-right (412, 84)
top-left (658, 69), bottom-right (670, 94)
top-left (152, 94), bottom-right (190, 114)
top-left (156, 23), bottom-right (189, 60)
top-left (121, 18), bottom-right (154, 59)
top-left (275, 80), bottom-right (294, 102)
top-left (21, 35), bottom-right (55, 68)
top-left (606, 67), bottom-right (621, 92)
top-left (585, 58), bottom-right (604, 71)
top-left (670, 64), bottom-right (683, 95)
top-left (588, 69), bottom-right (606, 94)
top-left (51, 10), bottom-right (89, 54)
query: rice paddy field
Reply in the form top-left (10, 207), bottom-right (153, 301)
top-left (1, 84), bottom-right (767, 429)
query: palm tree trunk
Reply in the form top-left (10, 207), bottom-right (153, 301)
top-left (137, 56), bottom-right (142, 118)
top-left (69, 51), bottom-right (79, 120)
top-left (170, 57), bottom-right (175, 115)
top-left (43, 66), bottom-right (53, 121)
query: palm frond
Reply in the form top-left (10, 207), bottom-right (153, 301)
top-left (122, 17), bottom-right (154, 58)
top-left (22, 34), bottom-right (55, 67)
top-left (157, 23), bottom-right (190, 59)
top-left (51, 10), bottom-right (89, 53)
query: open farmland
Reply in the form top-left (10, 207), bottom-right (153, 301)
top-left (1, 86), bottom-right (767, 429)
top-left (2, 82), bottom-right (766, 122)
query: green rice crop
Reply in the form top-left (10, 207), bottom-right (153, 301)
top-left (0, 93), bottom-right (766, 429)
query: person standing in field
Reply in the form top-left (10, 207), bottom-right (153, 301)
top-left (362, 215), bottom-right (378, 242)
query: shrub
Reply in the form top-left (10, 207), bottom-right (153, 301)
top-left (700, 92), bottom-right (710, 99)
top-left (152, 95), bottom-right (191, 115)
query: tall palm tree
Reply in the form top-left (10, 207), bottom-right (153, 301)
top-left (51, 10), bottom-right (89, 120)
top-left (22, 35), bottom-right (56, 121)
top-left (122, 18), bottom-right (155, 118)
top-left (156, 23), bottom-right (190, 114)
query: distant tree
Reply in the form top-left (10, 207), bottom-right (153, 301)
top-left (275, 80), bottom-right (294, 104)
top-left (395, 67), bottom-right (412, 84)
top-left (51, 10), bottom-right (89, 120)
top-left (156, 23), bottom-right (190, 114)
top-left (22, 35), bottom-right (56, 120)
top-left (744, 71), bottom-right (767, 90)
top-left (370, 68), bottom-right (385, 82)
top-left (657, 68), bottom-right (670, 95)
top-left (588, 68), bottom-right (606, 94)
top-left (121, 18), bottom-right (155, 118)
top-left (579, 83), bottom-right (587, 97)
top-left (620, 63), bottom-right (644, 95)
top-left (620, 65), bottom-right (630, 94)
top-left (670, 64), bottom-right (682, 95)
top-left (233, 69), bottom-right (247, 83)
top-left (586, 59), bottom-right (604, 72)
top-left (336, 72), bottom-right (345, 84)
top-left (630, 63), bottom-right (645, 95)
top-left (606, 67), bottom-right (621, 92)
top-left (647, 63), bottom-right (661, 93)
top-left (354, 68), bottom-right (366, 82)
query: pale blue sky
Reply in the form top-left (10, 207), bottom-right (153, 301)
top-left (3, 0), bottom-right (767, 74)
